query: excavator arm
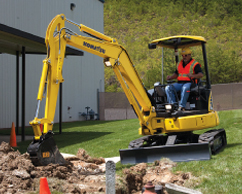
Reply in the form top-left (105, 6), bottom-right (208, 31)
top-left (30, 14), bottom-right (156, 139)
top-left (27, 14), bottom-right (156, 165)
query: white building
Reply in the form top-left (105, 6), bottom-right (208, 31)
top-left (0, 0), bottom-right (105, 131)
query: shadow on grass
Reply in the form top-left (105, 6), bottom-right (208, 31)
top-left (15, 131), bottom-right (113, 154)
top-left (53, 119), bottom-right (133, 129)
top-left (225, 143), bottom-right (242, 149)
top-left (52, 131), bottom-right (113, 149)
top-left (0, 119), bottom-right (136, 135)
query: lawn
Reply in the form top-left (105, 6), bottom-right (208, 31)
top-left (6, 119), bottom-right (141, 158)
top-left (1, 109), bottom-right (242, 194)
top-left (174, 109), bottom-right (242, 193)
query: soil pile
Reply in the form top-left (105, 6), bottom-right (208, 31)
top-left (121, 160), bottom-right (194, 194)
top-left (0, 141), bottom-right (197, 194)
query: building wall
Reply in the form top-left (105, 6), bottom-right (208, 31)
top-left (99, 92), bottom-right (137, 121)
top-left (0, 0), bottom-right (104, 128)
top-left (98, 83), bottom-right (242, 121)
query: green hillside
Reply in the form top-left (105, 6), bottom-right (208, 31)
top-left (104, 0), bottom-right (242, 92)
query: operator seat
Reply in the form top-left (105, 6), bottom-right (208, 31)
top-left (154, 82), bottom-right (167, 104)
top-left (190, 79), bottom-right (205, 95)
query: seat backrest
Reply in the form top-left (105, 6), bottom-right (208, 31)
top-left (154, 82), bottom-right (166, 97)
top-left (155, 86), bottom-right (166, 97)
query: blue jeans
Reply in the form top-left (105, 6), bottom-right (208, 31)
top-left (165, 82), bottom-right (191, 108)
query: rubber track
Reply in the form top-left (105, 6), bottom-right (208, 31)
top-left (128, 134), bottom-right (165, 148)
top-left (198, 128), bottom-right (227, 154)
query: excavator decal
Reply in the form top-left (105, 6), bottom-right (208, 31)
top-left (83, 41), bottom-right (106, 54)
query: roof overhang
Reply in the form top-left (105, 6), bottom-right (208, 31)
top-left (0, 23), bottom-right (84, 56)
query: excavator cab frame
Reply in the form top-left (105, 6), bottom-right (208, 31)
top-left (148, 36), bottom-right (212, 114)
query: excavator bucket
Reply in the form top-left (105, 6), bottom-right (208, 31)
top-left (27, 131), bottom-right (66, 166)
top-left (119, 143), bottom-right (211, 164)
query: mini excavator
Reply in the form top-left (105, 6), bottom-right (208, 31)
top-left (27, 14), bottom-right (226, 166)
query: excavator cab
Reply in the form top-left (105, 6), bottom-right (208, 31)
top-left (148, 36), bottom-right (213, 116)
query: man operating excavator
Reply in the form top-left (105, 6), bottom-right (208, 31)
top-left (165, 47), bottom-right (203, 111)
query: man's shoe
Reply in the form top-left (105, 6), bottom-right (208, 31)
top-left (172, 107), bottom-right (185, 117)
top-left (178, 107), bottom-right (185, 111)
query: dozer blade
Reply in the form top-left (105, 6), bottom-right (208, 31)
top-left (119, 143), bottom-right (211, 164)
top-left (27, 131), bottom-right (66, 166)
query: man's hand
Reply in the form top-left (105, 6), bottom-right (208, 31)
top-left (187, 73), bottom-right (193, 78)
top-left (167, 75), bottom-right (172, 80)
top-left (167, 73), bottom-right (178, 80)
top-left (188, 72), bottom-right (203, 79)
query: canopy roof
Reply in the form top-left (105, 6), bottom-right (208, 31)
top-left (149, 35), bottom-right (206, 49)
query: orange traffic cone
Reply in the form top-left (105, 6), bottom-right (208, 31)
top-left (9, 122), bottom-right (17, 147)
top-left (39, 177), bottom-right (51, 194)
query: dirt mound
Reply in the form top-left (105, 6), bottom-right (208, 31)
top-left (0, 142), bottom-right (197, 194)
top-left (121, 159), bottom-right (193, 194)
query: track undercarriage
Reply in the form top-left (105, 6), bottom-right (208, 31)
top-left (119, 128), bottom-right (226, 164)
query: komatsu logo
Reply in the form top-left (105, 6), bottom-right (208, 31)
top-left (83, 41), bottom-right (106, 54)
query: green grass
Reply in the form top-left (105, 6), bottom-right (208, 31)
top-left (1, 109), bottom-right (242, 193)
top-left (1, 119), bottom-right (141, 158)
top-left (173, 109), bottom-right (242, 193)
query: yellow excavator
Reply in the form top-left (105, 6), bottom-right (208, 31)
top-left (27, 14), bottom-right (226, 166)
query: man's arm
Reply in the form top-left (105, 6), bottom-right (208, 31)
top-left (167, 73), bottom-right (178, 80)
top-left (187, 63), bottom-right (203, 79)
top-left (187, 72), bottom-right (203, 79)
